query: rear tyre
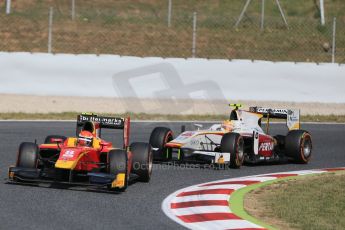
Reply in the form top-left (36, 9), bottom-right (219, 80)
top-left (285, 130), bottom-right (312, 164)
top-left (16, 142), bottom-right (39, 168)
top-left (44, 135), bottom-right (67, 144)
top-left (149, 127), bottom-right (173, 161)
top-left (108, 149), bottom-right (128, 191)
top-left (220, 133), bottom-right (244, 168)
top-left (130, 142), bottom-right (153, 182)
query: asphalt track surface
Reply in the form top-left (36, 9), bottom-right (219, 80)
top-left (0, 121), bottom-right (344, 230)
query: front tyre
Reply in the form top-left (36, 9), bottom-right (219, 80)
top-left (130, 142), bottom-right (153, 182)
top-left (149, 127), bottom-right (173, 161)
top-left (285, 130), bottom-right (312, 164)
top-left (220, 133), bottom-right (244, 168)
top-left (16, 142), bottom-right (39, 168)
top-left (108, 149), bottom-right (128, 191)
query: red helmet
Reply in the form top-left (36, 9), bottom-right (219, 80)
top-left (78, 130), bottom-right (94, 147)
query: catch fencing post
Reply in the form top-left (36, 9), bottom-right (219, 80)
top-left (192, 12), bottom-right (197, 58)
top-left (48, 7), bottom-right (54, 53)
top-left (320, 0), bottom-right (325, 25)
top-left (6, 0), bottom-right (11, 14)
top-left (332, 17), bottom-right (336, 63)
top-left (167, 0), bottom-right (172, 27)
top-left (275, 0), bottom-right (288, 28)
top-left (71, 0), bottom-right (76, 20)
top-left (261, 0), bottom-right (265, 30)
top-left (235, 0), bottom-right (251, 28)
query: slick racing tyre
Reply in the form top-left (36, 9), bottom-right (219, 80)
top-left (44, 135), bottom-right (67, 144)
top-left (149, 127), bottom-right (173, 161)
top-left (220, 133), bottom-right (244, 168)
top-left (130, 142), bottom-right (153, 182)
top-left (108, 149), bottom-right (128, 191)
top-left (16, 142), bottom-right (39, 168)
top-left (285, 130), bottom-right (312, 164)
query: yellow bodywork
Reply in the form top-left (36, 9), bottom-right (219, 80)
top-left (111, 173), bottom-right (126, 188)
top-left (92, 138), bottom-right (101, 149)
top-left (55, 152), bottom-right (87, 170)
top-left (289, 122), bottom-right (301, 130)
top-left (217, 155), bottom-right (225, 164)
top-left (66, 137), bottom-right (102, 149)
top-left (66, 137), bottom-right (77, 147)
top-left (8, 165), bottom-right (15, 179)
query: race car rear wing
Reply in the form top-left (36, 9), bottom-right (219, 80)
top-left (249, 107), bottom-right (300, 130)
top-left (76, 113), bottom-right (130, 148)
top-left (77, 114), bottom-right (125, 129)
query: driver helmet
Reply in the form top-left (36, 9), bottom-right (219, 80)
top-left (222, 120), bottom-right (234, 131)
top-left (78, 130), bottom-right (94, 147)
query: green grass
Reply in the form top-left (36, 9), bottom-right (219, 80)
top-left (0, 0), bottom-right (344, 62)
top-left (0, 112), bottom-right (345, 122)
top-left (248, 172), bottom-right (345, 230)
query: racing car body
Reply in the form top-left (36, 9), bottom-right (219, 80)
top-left (150, 105), bottom-right (312, 168)
top-left (8, 114), bottom-right (153, 191)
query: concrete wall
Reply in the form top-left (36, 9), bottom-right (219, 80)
top-left (1, 52), bottom-right (344, 103)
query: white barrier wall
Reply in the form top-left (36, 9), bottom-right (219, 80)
top-left (0, 52), bottom-right (344, 103)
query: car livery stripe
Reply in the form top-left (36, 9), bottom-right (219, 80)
top-left (162, 167), bottom-right (345, 230)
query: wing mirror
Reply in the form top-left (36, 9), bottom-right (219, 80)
top-left (99, 140), bottom-right (109, 151)
top-left (100, 140), bottom-right (108, 146)
top-left (51, 138), bottom-right (64, 143)
top-left (51, 138), bottom-right (64, 150)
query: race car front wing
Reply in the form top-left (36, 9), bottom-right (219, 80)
top-left (7, 166), bottom-right (130, 190)
top-left (169, 148), bottom-right (231, 165)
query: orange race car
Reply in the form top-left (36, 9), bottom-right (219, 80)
top-left (8, 113), bottom-right (152, 192)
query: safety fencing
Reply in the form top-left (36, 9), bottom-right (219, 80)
top-left (0, 0), bottom-right (344, 63)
